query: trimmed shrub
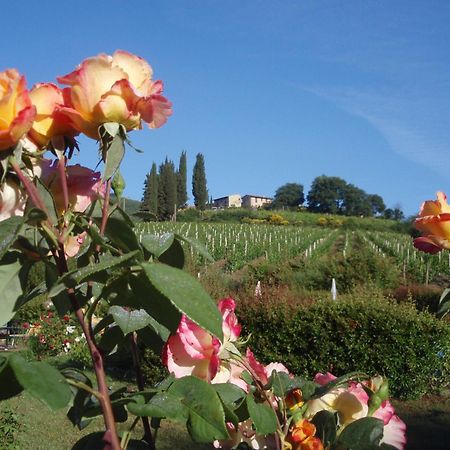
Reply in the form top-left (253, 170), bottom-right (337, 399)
top-left (240, 294), bottom-right (450, 399)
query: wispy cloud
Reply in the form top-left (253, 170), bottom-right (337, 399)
top-left (298, 81), bottom-right (450, 180)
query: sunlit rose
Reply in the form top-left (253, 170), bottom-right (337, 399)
top-left (306, 373), bottom-right (406, 449)
top-left (41, 160), bottom-right (105, 214)
top-left (163, 298), bottom-right (241, 382)
top-left (287, 419), bottom-right (324, 450)
top-left (57, 50), bottom-right (172, 139)
top-left (413, 191), bottom-right (450, 254)
top-left (0, 69), bottom-right (36, 151)
top-left (0, 177), bottom-right (26, 221)
top-left (28, 83), bottom-right (77, 148)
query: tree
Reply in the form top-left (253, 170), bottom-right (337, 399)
top-left (140, 162), bottom-right (158, 216)
top-left (367, 194), bottom-right (386, 216)
top-left (158, 158), bottom-right (177, 220)
top-left (342, 184), bottom-right (371, 216)
top-left (177, 150), bottom-right (188, 208)
top-left (307, 176), bottom-right (347, 214)
top-left (192, 153), bottom-right (208, 211)
top-left (271, 183), bottom-right (304, 209)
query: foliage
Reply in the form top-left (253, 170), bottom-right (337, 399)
top-left (0, 405), bottom-right (22, 450)
top-left (240, 293), bottom-right (450, 399)
top-left (26, 311), bottom-right (86, 360)
top-left (271, 182), bottom-right (305, 209)
top-left (158, 157), bottom-right (178, 220)
top-left (307, 175), bottom-right (387, 217)
top-left (192, 153), bottom-right (208, 211)
top-left (140, 162), bottom-right (158, 217)
top-left (177, 151), bottom-right (188, 208)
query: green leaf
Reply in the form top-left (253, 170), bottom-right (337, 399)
top-left (141, 233), bottom-right (174, 257)
top-left (102, 132), bottom-right (125, 181)
top-left (337, 417), bottom-right (384, 450)
top-left (137, 323), bottom-right (170, 353)
top-left (94, 216), bottom-right (140, 253)
top-left (8, 353), bottom-right (71, 410)
top-left (98, 326), bottom-right (125, 355)
top-left (128, 272), bottom-right (182, 333)
top-left (169, 376), bottom-right (229, 442)
top-left (246, 393), bottom-right (278, 435)
top-left (213, 383), bottom-right (247, 406)
top-left (34, 177), bottom-right (58, 224)
top-left (127, 391), bottom-right (187, 421)
top-left (213, 383), bottom-right (246, 428)
top-left (141, 263), bottom-right (223, 341)
top-left (71, 432), bottom-right (105, 450)
top-left (109, 306), bottom-right (152, 335)
top-left (159, 237), bottom-right (185, 269)
top-left (437, 287), bottom-right (450, 318)
top-left (269, 372), bottom-right (318, 401)
top-left (175, 233), bottom-right (214, 263)
top-left (0, 252), bottom-right (25, 324)
top-left (45, 262), bottom-right (71, 317)
top-left (0, 356), bottom-right (23, 400)
top-left (0, 216), bottom-right (24, 260)
top-left (311, 410), bottom-right (337, 447)
top-left (49, 250), bottom-right (140, 297)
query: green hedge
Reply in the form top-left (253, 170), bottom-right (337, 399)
top-left (240, 295), bottom-right (450, 399)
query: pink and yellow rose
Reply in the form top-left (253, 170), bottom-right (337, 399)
top-left (41, 160), bottom-right (105, 214)
top-left (413, 191), bottom-right (450, 254)
top-left (57, 50), bottom-right (172, 139)
top-left (305, 373), bottom-right (406, 450)
top-left (163, 298), bottom-right (239, 382)
top-left (0, 69), bottom-right (36, 151)
top-left (28, 83), bottom-right (77, 148)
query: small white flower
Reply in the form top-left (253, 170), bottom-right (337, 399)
top-left (66, 325), bottom-right (76, 335)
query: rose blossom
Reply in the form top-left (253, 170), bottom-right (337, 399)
top-left (0, 177), bottom-right (26, 221)
top-left (57, 50), bottom-right (172, 139)
top-left (28, 83), bottom-right (77, 148)
top-left (163, 298), bottom-right (239, 382)
top-left (0, 69), bottom-right (36, 151)
top-left (305, 372), bottom-right (406, 449)
top-left (41, 160), bottom-right (105, 214)
top-left (413, 191), bottom-right (450, 254)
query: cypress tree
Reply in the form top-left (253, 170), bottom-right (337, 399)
top-left (158, 158), bottom-right (177, 220)
top-left (177, 151), bottom-right (188, 208)
top-left (192, 153), bottom-right (208, 211)
top-left (148, 162), bottom-right (158, 216)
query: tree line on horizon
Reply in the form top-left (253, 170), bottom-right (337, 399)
top-left (271, 177), bottom-right (404, 220)
top-left (140, 151), bottom-right (208, 220)
top-left (140, 154), bottom-right (403, 221)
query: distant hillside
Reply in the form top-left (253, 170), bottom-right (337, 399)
top-left (110, 195), bottom-right (141, 215)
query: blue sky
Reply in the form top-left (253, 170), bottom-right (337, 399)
top-left (3, 0), bottom-right (450, 215)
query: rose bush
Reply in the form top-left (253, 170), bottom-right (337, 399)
top-left (0, 51), bottom-right (409, 450)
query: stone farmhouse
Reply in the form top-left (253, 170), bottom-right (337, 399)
top-left (213, 194), bottom-right (272, 209)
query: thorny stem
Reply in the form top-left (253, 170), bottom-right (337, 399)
top-left (57, 155), bottom-right (69, 215)
top-left (129, 332), bottom-right (155, 450)
top-left (9, 157), bottom-right (51, 224)
top-left (56, 247), bottom-right (122, 450)
top-left (100, 178), bottom-right (112, 235)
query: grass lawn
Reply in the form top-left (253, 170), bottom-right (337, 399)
top-left (2, 389), bottom-right (449, 449)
